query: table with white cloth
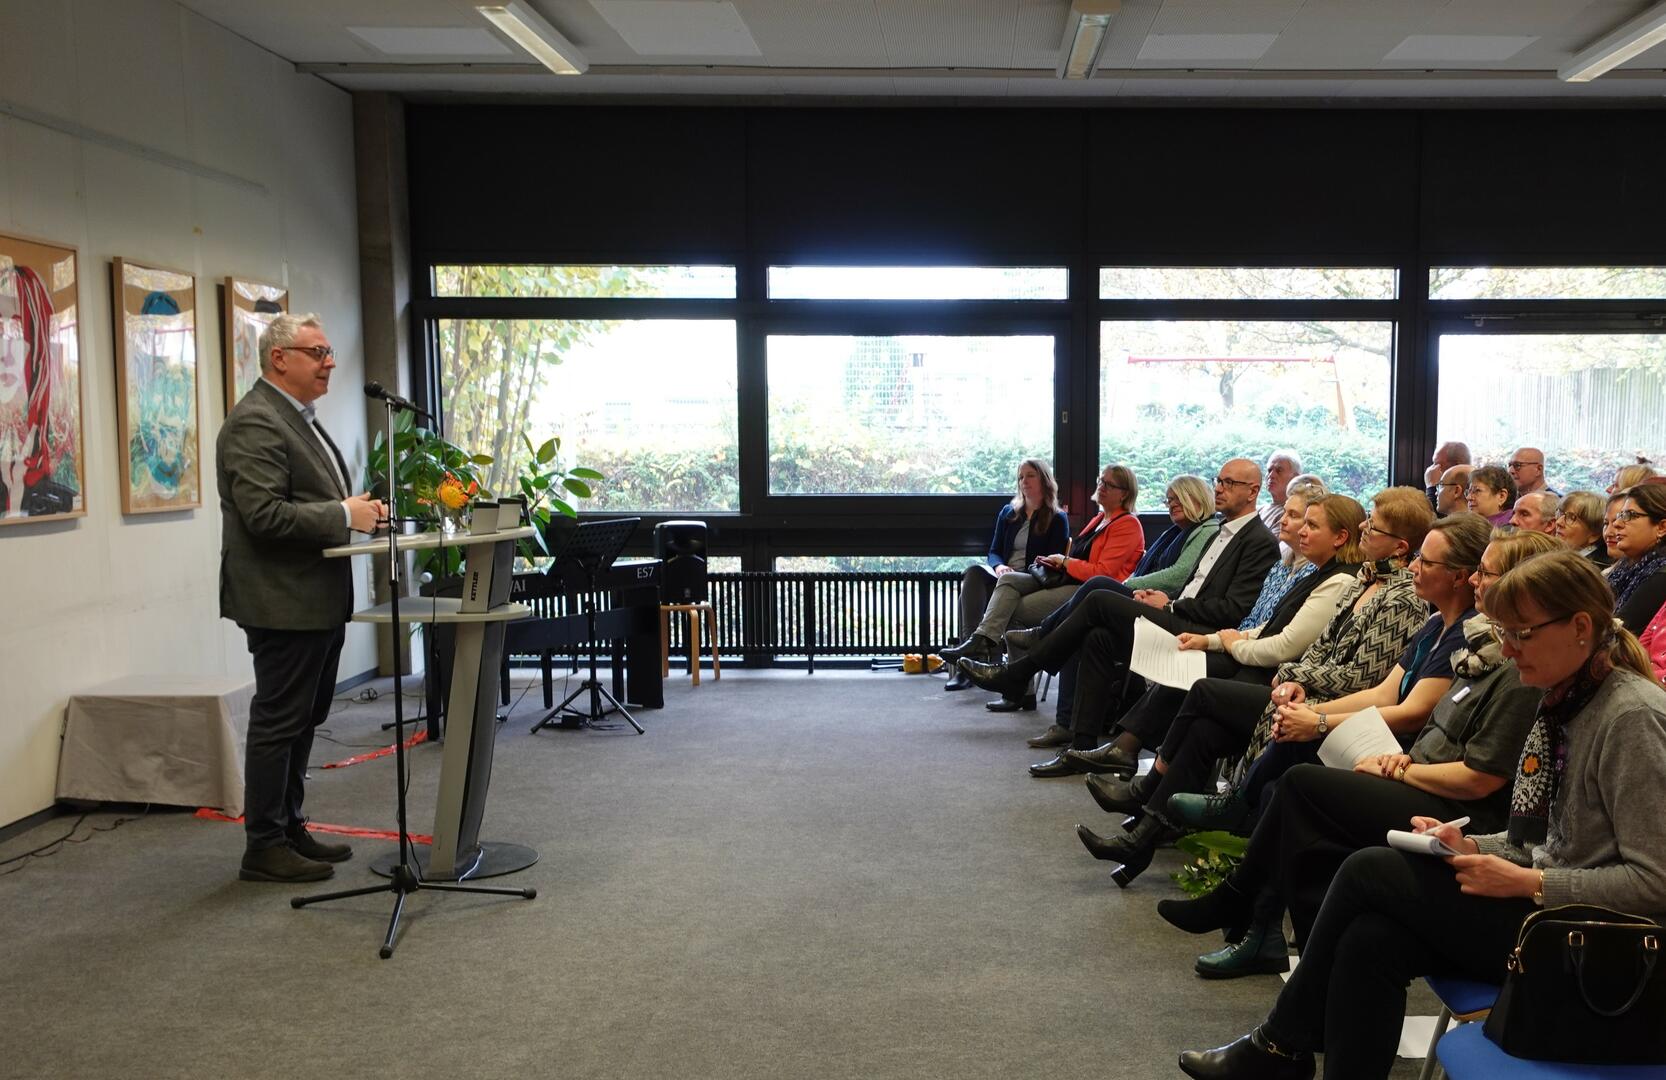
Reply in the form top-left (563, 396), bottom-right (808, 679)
top-left (57, 674), bottom-right (255, 815)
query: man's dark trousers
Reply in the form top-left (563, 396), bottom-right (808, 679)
top-left (243, 624), bottom-right (346, 851)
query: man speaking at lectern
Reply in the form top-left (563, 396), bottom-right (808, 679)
top-left (218, 313), bottom-right (384, 883)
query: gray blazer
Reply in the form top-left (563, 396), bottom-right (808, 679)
top-left (218, 379), bottom-right (353, 631)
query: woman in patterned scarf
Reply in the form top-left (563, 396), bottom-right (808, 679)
top-left (1605, 482), bottom-right (1666, 633)
top-left (1176, 548), bottom-right (1666, 1080)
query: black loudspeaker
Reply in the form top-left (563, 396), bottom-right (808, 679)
top-left (654, 520), bottom-right (709, 603)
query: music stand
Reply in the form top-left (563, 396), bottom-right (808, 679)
top-left (531, 517), bottom-right (644, 735)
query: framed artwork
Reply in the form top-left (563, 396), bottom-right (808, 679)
top-left (0, 230), bottom-right (85, 526)
top-left (222, 276), bottom-right (286, 412)
top-left (112, 258), bottom-right (200, 514)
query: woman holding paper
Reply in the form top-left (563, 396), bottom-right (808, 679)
top-left (1176, 549), bottom-right (1666, 1080)
top-left (1156, 528), bottom-right (1559, 978)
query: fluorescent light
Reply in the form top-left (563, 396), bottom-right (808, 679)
top-left (476, 1), bottom-right (588, 75)
top-left (1056, 0), bottom-right (1120, 79)
top-left (1560, 0), bottom-right (1666, 82)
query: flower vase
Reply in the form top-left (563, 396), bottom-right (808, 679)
top-left (438, 503), bottom-right (468, 536)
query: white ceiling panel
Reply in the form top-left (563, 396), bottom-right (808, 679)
top-left (345, 26), bottom-right (511, 57)
top-left (172, 0), bottom-right (1666, 104)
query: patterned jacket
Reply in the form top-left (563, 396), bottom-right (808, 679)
top-left (1238, 566), bottom-right (1427, 768)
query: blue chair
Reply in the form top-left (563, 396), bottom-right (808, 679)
top-left (1418, 977), bottom-right (1501, 1080)
top-left (1437, 1022), bottom-right (1666, 1078)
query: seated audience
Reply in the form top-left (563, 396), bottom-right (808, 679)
top-left (958, 457), bottom-right (1279, 755)
top-left (1157, 528), bottom-right (1558, 979)
top-left (1608, 458), bottom-right (1658, 495)
top-left (1553, 489), bottom-right (1611, 568)
top-left (1177, 550), bottom-right (1666, 1080)
top-left (1464, 464), bottom-right (1515, 525)
top-left (1423, 440), bottom-right (1471, 509)
top-left (1433, 464), bottom-right (1472, 517)
top-left (946, 459), bottom-right (1067, 661)
top-left (1257, 450), bottom-right (1301, 540)
top-left (1607, 482), bottom-right (1666, 634)
top-left (1507, 445), bottom-right (1554, 496)
top-left (1081, 512), bottom-right (1485, 887)
top-left (1507, 490), bottom-right (1558, 534)
top-left (1643, 596), bottom-right (1666, 685)
top-left (940, 458), bottom-right (1068, 675)
top-left (1028, 487), bottom-right (1352, 776)
top-left (1004, 475), bottom-right (1217, 720)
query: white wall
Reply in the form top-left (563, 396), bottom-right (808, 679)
top-left (0, 0), bottom-right (370, 828)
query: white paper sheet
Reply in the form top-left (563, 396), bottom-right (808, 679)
top-left (1316, 704), bottom-right (1402, 768)
top-left (1129, 616), bottom-right (1208, 690)
top-left (1386, 829), bottom-right (1464, 857)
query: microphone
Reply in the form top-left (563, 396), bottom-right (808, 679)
top-left (364, 381), bottom-right (432, 419)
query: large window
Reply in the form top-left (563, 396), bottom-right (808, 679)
top-left (432, 264), bottom-right (735, 299)
top-left (437, 318), bottom-right (738, 511)
top-left (766, 334), bottom-right (1055, 495)
top-left (1435, 332), bottom-right (1666, 493)
top-left (1101, 267), bottom-right (1397, 301)
top-left (769, 265), bottom-right (1066, 300)
top-left (1429, 267), bottom-right (1666, 301)
top-left (1099, 320), bottom-right (1394, 509)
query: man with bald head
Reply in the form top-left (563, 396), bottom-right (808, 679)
top-left (1435, 464), bottom-right (1473, 517)
top-left (1425, 441), bottom-right (1472, 507)
top-left (960, 457), bottom-right (1281, 773)
top-left (1510, 491), bottom-right (1560, 535)
top-left (1509, 447), bottom-right (1556, 497)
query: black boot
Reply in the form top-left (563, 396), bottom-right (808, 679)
top-left (1075, 814), bottom-right (1178, 887)
top-left (1084, 769), bottom-right (1157, 816)
top-left (944, 667), bottom-right (974, 692)
top-left (941, 634), bottom-right (998, 664)
top-left (1194, 917), bottom-right (1290, 979)
top-left (1157, 878), bottom-right (1254, 939)
top-left (1178, 1027), bottom-right (1314, 1080)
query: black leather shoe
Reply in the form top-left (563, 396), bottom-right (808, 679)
top-left (958, 658), bottom-right (1033, 699)
top-left (239, 844), bottom-right (335, 883)
top-left (1075, 822), bottom-right (1131, 860)
top-left (1178, 1029), bottom-right (1314, 1080)
top-left (1031, 753), bottom-right (1088, 778)
top-left (1003, 627), bottom-right (1041, 652)
top-left (944, 668), bottom-right (974, 692)
top-left (1087, 814), bottom-right (1180, 887)
top-left (287, 826), bottom-right (353, 863)
top-left (985, 694), bottom-right (1037, 712)
top-left (941, 635), bottom-right (998, 664)
top-left (1084, 770), bottom-right (1156, 816)
top-left (1064, 743), bottom-right (1139, 775)
top-left (1027, 724), bottom-right (1073, 748)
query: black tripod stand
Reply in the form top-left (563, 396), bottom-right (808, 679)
top-left (531, 517), bottom-right (644, 734)
top-left (292, 396), bottom-right (534, 959)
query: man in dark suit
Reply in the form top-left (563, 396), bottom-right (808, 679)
top-left (960, 457), bottom-right (1281, 773)
top-left (219, 313), bottom-right (384, 882)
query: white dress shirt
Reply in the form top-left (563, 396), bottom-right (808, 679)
top-left (1177, 509), bottom-right (1259, 601)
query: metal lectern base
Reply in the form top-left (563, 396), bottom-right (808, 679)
top-left (370, 841), bottom-right (539, 882)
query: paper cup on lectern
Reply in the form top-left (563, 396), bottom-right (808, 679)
top-left (468, 500), bottom-right (499, 535)
top-left (495, 496), bottom-right (527, 531)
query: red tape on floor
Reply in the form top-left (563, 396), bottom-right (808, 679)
top-left (193, 808), bottom-right (432, 845)
top-left (320, 728), bottom-right (428, 769)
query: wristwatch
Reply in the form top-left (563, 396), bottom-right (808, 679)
top-left (1316, 710), bottom-right (1329, 736)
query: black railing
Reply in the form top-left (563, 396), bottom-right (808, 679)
top-left (511, 571), bottom-right (962, 672)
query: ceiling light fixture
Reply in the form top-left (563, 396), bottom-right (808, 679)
top-left (1056, 0), bottom-right (1121, 79)
top-left (475, 1), bottom-right (588, 75)
top-left (1559, 0), bottom-right (1666, 82)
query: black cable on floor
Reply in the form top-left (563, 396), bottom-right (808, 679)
top-left (0, 806), bottom-right (151, 877)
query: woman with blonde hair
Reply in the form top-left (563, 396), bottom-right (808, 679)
top-left (1178, 549), bottom-right (1666, 1080)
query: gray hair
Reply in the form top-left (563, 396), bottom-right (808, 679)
top-left (1285, 473), bottom-right (1327, 504)
top-left (1437, 440), bottom-right (1472, 465)
top-left (1560, 490), bottom-right (1606, 535)
top-left (257, 312), bottom-right (324, 373)
top-left (1530, 491), bottom-right (1561, 520)
top-left (1268, 448), bottom-right (1303, 473)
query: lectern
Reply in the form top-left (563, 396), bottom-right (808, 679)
top-left (323, 523), bottom-right (537, 880)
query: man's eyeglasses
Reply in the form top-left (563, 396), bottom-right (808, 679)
top-left (1508, 460), bottom-right (1542, 470)
top-left (283, 344), bottom-right (335, 362)
top-left (1409, 551), bottom-right (1471, 573)
top-left (1490, 615), bottom-right (1572, 647)
top-left (1214, 476), bottom-right (1256, 490)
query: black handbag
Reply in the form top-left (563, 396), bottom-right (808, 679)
top-left (1482, 903), bottom-right (1666, 1064)
top-left (1030, 513), bottom-right (1119, 588)
top-left (1028, 563), bottom-right (1069, 588)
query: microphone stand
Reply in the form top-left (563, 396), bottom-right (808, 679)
top-left (292, 395), bottom-right (534, 959)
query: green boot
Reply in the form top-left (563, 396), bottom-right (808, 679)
top-left (1194, 918), bottom-right (1289, 979)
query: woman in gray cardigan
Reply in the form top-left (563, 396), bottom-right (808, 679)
top-left (1176, 549), bottom-right (1666, 1080)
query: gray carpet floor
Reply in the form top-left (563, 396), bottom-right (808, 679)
top-left (0, 668), bottom-right (1430, 1079)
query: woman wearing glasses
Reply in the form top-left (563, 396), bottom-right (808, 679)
top-left (1607, 483), bottom-right (1666, 635)
top-left (1552, 489), bottom-right (1611, 569)
top-left (1176, 549), bottom-right (1666, 1080)
top-left (1464, 464), bottom-right (1516, 526)
top-left (1157, 527), bottom-right (1557, 979)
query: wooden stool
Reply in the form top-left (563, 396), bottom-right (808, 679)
top-left (660, 602), bottom-right (721, 686)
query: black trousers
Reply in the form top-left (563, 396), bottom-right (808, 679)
top-left (1263, 846), bottom-right (1530, 1079)
top-left (1232, 763), bottom-right (1467, 946)
top-left (1042, 577), bottom-right (1131, 732)
top-left (1143, 678), bottom-right (1273, 817)
top-left (243, 624), bottom-right (346, 851)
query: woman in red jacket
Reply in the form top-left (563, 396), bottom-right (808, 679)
top-left (1033, 463), bottom-right (1145, 590)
